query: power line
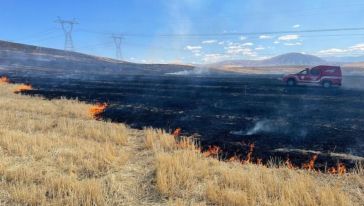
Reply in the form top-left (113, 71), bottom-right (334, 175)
top-left (76, 27), bottom-right (364, 38)
top-left (55, 17), bottom-right (78, 51)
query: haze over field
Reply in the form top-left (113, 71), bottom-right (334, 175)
top-left (1, 40), bottom-right (364, 77)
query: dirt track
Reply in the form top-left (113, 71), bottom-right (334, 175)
top-left (5, 73), bottom-right (364, 169)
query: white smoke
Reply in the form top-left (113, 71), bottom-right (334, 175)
top-left (166, 67), bottom-right (210, 76)
top-left (246, 120), bottom-right (274, 135)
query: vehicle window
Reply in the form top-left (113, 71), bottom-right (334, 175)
top-left (298, 70), bottom-right (308, 75)
top-left (310, 68), bottom-right (320, 76)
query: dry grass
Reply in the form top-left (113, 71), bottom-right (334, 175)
top-left (0, 83), bottom-right (130, 205)
top-left (145, 128), bottom-right (364, 206)
top-left (1, 82), bottom-right (363, 206)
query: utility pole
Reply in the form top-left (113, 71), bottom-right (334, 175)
top-left (112, 34), bottom-right (123, 60)
top-left (55, 17), bottom-right (78, 51)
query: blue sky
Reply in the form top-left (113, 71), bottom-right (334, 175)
top-left (1, 0), bottom-right (364, 63)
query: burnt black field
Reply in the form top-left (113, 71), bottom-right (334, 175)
top-left (5, 72), bottom-right (364, 169)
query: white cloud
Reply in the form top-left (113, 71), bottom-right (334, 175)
top-left (273, 41), bottom-right (280, 44)
top-left (292, 24), bottom-right (301, 28)
top-left (227, 41), bottom-right (234, 46)
top-left (185, 45), bottom-right (202, 51)
top-left (218, 41), bottom-right (225, 45)
top-left (278, 34), bottom-right (299, 41)
top-left (225, 44), bottom-right (256, 57)
top-left (202, 40), bottom-right (217, 44)
top-left (350, 43), bottom-right (364, 51)
top-left (202, 53), bottom-right (229, 63)
top-left (284, 42), bottom-right (302, 46)
top-left (240, 36), bottom-right (247, 41)
top-left (242, 42), bottom-right (254, 46)
top-left (255, 46), bottom-right (265, 50)
top-left (317, 43), bottom-right (364, 57)
top-left (318, 48), bottom-right (346, 56)
top-left (259, 35), bottom-right (273, 39)
top-left (185, 45), bottom-right (202, 57)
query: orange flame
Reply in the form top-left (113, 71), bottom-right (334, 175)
top-left (89, 103), bottom-right (108, 119)
top-left (302, 154), bottom-right (318, 171)
top-left (203, 145), bottom-right (221, 158)
top-left (172, 128), bottom-right (182, 137)
top-left (337, 163), bottom-right (347, 175)
top-left (228, 155), bottom-right (241, 163)
top-left (285, 157), bottom-right (295, 169)
top-left (328, 167), bottom-right (337, 174)
top-left (13, 84), bottom-right (33, 93)
top-left (243, 143), bottom-right (255, 163)
top-left (328, 163), bottom-right (346, 175)
top-left (0, 76), bottom-right (10, 84)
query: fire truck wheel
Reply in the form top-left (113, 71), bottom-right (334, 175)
top-left (322, 81), bottom-right (332, 88)
top-left (287, 79), bottom-right (296, 86)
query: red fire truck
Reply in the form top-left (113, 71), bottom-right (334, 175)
top-left (283, 65), bottom-right (342, 88)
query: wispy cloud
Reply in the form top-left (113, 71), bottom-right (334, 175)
top-left (255, 46), bottom-right (265, 50)
top-left (240, 36), bottom-right (247, 41)
top-left (317, 43), bottom-right (364, 56)
top-left (273, 41), bottom-right (280, 44)
top-left (202, 39), bottom-right (217, 44)
top-left (350, 43), bottom-right (364, 51)
top-left (284, 42), bottom-right (302, 46)
top-left (202, 53), bottom-right (229, 63)
top-left (317, 48), bottom-right (346, 56)
top-left (242, 42), bottom-right (254, 46)
top-left (292, 24), bottom-right (301, 28)
top-left (185, 45), bottom-right (202, 51)
top-left (225, 44), bottom-right (256, 57)
top-left (185, 45), bottom-right (202, 56)
top-left (278, 34), bottom-right (299, 41)
top-left (259, 35), bottom-right (273, 39)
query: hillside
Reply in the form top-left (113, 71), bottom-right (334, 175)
top-left (0, 40), bottom-right (194, 77)
top-left (0, 82), bottom-right (363, 205)
top-left (213, 53), bottom-right (327, 68)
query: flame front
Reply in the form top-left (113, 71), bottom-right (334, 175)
top-left (89, 103), bottom-right (108, 119)
top-left (244, 143), bottom-right (255, 163)
top-left (203, 145), bottom-right (221, 158)
top-left (302, 154), bottom-right (318, 171)
top-left (0, 76), bottom-right (10, 84)
top-left (228, 155), bottom-right (241, 163)
top-left (13, 84), bottom-right (33, 93)
top-left (172, 128), bottom-right (181, 137)
top-left (285, 157), bottom-right (294, 169)
top-left (329, 162), bottom-right (347, 175)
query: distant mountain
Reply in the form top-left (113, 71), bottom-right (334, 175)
top-left (212, 53), bottom-right (327, 67)
top-left (0, 40), bottom-right (193, 77)
top-left (261, 53), bottom-right (326, 66)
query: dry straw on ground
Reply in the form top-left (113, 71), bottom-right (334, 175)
top-left (1, 82), bottom-right (363, 206)
top-left (0, 84), bottom-right (130, 205)
top-left (145, 128), bottom-right (364, 206)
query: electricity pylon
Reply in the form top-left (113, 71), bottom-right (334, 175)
top-left (55, 17), bottom-right (78, 51)
top-left (112, 34), bottom-right (123, 60)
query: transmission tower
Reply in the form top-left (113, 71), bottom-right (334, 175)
top-left (112, 34), bottom-right (123, 60)
top-left (55, 17), bottom-right (78, 51)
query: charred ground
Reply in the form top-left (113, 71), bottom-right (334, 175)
top-left (5, 72), bottom-right (364, 170)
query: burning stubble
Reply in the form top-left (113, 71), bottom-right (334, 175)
top-left (0, 76), bottom-right (10, 84)
top-left (13, 84), bottom-right (33, 93)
